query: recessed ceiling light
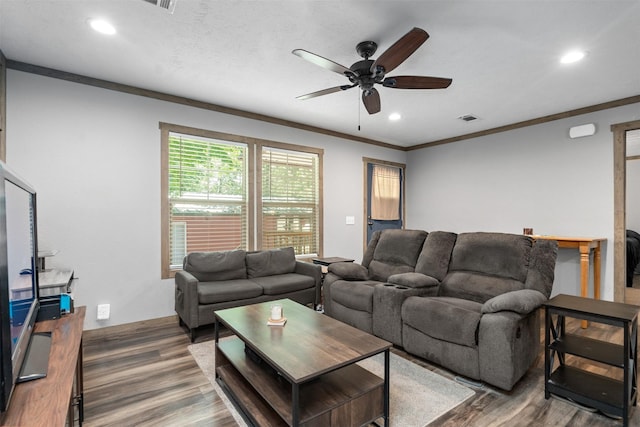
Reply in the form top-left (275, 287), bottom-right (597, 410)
top-left (560, 50), bottom-right (586, 64)
top-left (89, 19), bottom-right (116, 35)
top-left (389, 113), bottom-right (401, 121)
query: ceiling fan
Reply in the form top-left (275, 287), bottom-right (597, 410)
top-left (292, 27), bottom-right (452, 115)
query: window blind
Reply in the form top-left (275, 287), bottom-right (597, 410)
top-left (261, 147), bottom-right (319, 256)
top-left (168, 133), bottom-right (248, 268)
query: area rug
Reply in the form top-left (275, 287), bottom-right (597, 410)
top-left (188, 339), bottom-right (474, 427)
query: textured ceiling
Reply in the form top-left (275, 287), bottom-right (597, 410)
top-left (1, 0), bottom-right (639, 147)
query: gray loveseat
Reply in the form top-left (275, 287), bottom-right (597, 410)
top-left (175, 246), bottom-right (321, 341)
top-left (324, 229), bottom-right (558, 390)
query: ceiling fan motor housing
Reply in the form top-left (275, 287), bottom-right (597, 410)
top-left (356, 41), bottom-right (377, 59)
top-left (349, 59), bottom-right (384, 91)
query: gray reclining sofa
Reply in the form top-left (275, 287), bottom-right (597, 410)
top-left (324, 229), bottom-right (558, 390)
top-left (175, 246), bottom-right (321, 341)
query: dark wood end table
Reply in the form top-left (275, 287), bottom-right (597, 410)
top-left (544, 294), bottom-right (638, 426)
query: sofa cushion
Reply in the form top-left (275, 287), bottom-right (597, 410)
top-left (331, 281), bottom-right (378, 313)
top-left (414, 231), bottom-right (457, 281)
top-left (251, 273), bottom-right (315, 295)
top-left (372, 229), bottom-right (428, 268)
top-left (328, 262), bottom-right (368, 280)
top-left (524, 239), bottom-right (558, 298)
top-left (184, 250), bottom-right (247, 282)
top-left (369, 261), bottom-right (415, 282)
top-left (402, 296), bottom-right (483, 348)
top-left (198, 279), bottom-right (263, 304)
top-left (439, 271), bottom-right (525, 303)
top-left (387, 272), bottom-right (439, 289)
top-left (246, 247), bottom-right (296, 278)
top-left (449, 232), bottom-right (532, 283)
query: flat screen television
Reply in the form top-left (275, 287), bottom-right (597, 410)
top-left (0, 161), bottom-right (41, 413)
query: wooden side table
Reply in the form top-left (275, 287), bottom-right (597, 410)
top-left (532, 235), bottom-right (606, 328)
top-left (532, 235), bottom-right (605, 300)
top-left (544, 294), bottom-right (638, 426)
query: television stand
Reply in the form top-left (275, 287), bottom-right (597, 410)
top-left (1, 306), bottom-right (85, 426)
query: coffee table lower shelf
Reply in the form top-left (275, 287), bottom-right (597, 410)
top-left (216, 337), bottom-right (385, 427)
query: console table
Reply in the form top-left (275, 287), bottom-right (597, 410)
top-left (532, 235), bottom-right (605, 327)
top-left (1, 306), bottom-right (85, 426)
top-left (544, 295), bottom-right (638, 426)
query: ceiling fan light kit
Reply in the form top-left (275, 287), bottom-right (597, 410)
top-left (292, 27), bottom-right (452, 115)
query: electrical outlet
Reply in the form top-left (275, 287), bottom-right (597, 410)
top-left (97, 303), bottom-right (110, 320)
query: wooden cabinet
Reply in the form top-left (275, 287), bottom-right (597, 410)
top-left (544, 295), bottom-right (638, 426)
top-left (1, 307), bottom-right (85, 426)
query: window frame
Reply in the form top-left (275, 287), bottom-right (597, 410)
top-left (160, 122), bottom-right (323, 278)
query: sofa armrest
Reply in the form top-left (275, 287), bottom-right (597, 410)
top-left (327, 262), bottom-right (369, 280)
top-left (175, 270), bottom-right (200, 328)
top-left (387, 272), bottom-right (439, 289)
top-left (295, 261), bottom-right (323, 305)
top-left (481, 289), bottom-right (547, 315)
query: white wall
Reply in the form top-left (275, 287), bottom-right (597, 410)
top-left (8, 69), bottom-right (640, 329)
top-left (407, 104), bottom-right (640, 300)
top-left (6, 70), bottom-right (405, 330)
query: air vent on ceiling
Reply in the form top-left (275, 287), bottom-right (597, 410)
top-left (458, 114), bottom-right (479, 122)
top-left (143, 0), bottom-right (177, 13)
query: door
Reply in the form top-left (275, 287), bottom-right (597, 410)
top-left (364, 158), bottom-right (405, 245)
top-left (613, 120), bottom-right (640, 305)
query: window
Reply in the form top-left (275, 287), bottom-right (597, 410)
top-left (260, 146), bottom-right (320, 255)
top-left (165, 130), bottom-right (249, 274)
top-left (161, 123), bottom-right (323, 278)
top-left (370, 164), bottom-right (401, 220)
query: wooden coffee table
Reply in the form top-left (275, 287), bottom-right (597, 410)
top-left (214, 299), bottom-right (391, 426)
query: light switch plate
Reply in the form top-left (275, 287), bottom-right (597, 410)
top-left (346, 216), bottom-right (355, 225)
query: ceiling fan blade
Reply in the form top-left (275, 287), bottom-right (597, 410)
top-left (370, 27), bottom-right (429, 74)
top-left (296, 85), bottom-right (355, 100)
top-left (382, 75), bottom-right (452, 89)
top-left (362, 88), bottom-right (381, 114)
top-left (292, 49), bottom-right (351, 75)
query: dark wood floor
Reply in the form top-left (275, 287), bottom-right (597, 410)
top-left (82, 311), bottom-right (639, 426)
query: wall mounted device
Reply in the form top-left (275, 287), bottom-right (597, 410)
top-left (569, 123), bottom-right (596, 139)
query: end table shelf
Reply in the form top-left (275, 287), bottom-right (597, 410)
top-left (544, 294), bottom-right (638, 426)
